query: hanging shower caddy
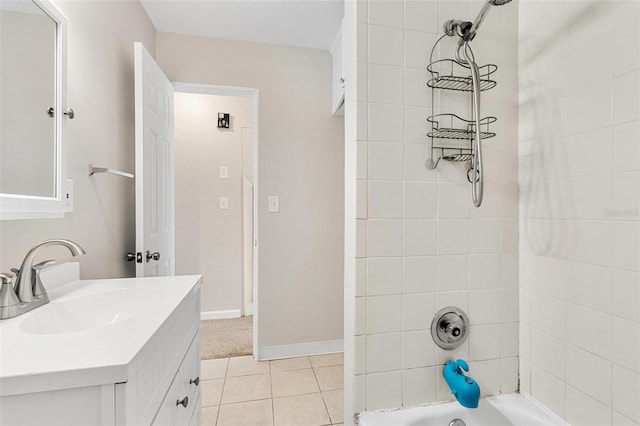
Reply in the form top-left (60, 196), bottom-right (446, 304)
top-left (425, 38), bottom-right (497, 184)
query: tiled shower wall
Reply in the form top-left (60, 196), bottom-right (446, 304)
top-left (518, 2), bottom-right (640, 425)
top-left (352, 0), bottom-right (519, 412)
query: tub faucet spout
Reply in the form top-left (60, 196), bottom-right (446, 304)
top-left (443, 359), bottom-right (481, 408)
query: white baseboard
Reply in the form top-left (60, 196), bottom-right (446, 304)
top-left (256, 339), bottom-right (343, 361)
top-left (201, 309), bottom-right (241, 321)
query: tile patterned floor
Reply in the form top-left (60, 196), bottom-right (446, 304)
top-left (201, 353), bottom-right (344, 426)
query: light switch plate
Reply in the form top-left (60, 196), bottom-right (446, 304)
top-left (219, 196), bottom-right (229, 210)
top-left (219, 166), bottom-right (229, 179)
top-left (268, 195), bottom-right (280, 213)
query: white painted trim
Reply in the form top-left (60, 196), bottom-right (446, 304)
top-left (200, 310), bottom-right (242, 321)
top-left (172, 82), bottom-right (260, 357)
top-left (257, 340), bottom-right (344, 361)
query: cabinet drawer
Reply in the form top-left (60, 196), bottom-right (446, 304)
top-left (152, 330), bottom-right (201, 426)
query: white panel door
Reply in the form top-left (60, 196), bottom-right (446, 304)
top-left (134, 42), bottom-right (174, 277)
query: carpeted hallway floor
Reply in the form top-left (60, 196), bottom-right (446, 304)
top-left (201, 316), bottom-right (253, 360)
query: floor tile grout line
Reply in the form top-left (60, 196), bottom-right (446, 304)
top-left (269, 358), bottom-right (275, 426)
top-left (311, 363), bottom-right (333, 424)
top-left (214, 357), bottom-right (230, 426)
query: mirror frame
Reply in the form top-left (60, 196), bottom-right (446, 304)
top-left (0, 0), bottom-right (68, 220)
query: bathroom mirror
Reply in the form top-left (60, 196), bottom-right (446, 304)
top-left (0, 0), bottom-right (67, 219)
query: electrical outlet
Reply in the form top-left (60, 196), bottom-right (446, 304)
top-left (219, 166), bottom-right (229, 179)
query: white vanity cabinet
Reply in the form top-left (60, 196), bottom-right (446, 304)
top-left (0, 274), bottom-right (202, 426)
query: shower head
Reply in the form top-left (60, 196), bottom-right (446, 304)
top-left (466, 0), bottom-right (513, 40)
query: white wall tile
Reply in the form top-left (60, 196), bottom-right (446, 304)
top-left (402, 367), bottom-right (436, 406)
top-left (531, 292), bottom-right (566, 340)
top-left (611, 316), bottom-right (640, 373)
top-left (471, 359), bottom-right (500, 396)
top-left (612, 221), bottom-right (640, 271)
top-left (402, 256), bottom-right (437, 293)
top-left (566, 261), bottom-right (612, 313)
top-left (357, 219), bottom-right (367, 258)
top-left (612, 269), bottom-right (640, 322)
top-left (500, 357), bottom-right (519, 394)
top-left (565, 127), bottom-right (613, 177)
top-left (612, 365), bottom-right (640, 423)
top-left (405, 0), bottom-right (439, 33)
top-left (366, 333), bottom-right (402, 372)
top-left (438, 182), bottom-right (471, 219)
top-left (566, 344), bottom-right (612, 406)
top-left (530, 328), bottom-right (565, 380)
top-left (404, 182), bottom-right (437, 219)
top-left (403, 219), bottom-right (437, 256)
top-left (368, 103), bottom-right (404, 142)
top-left (369, 0), bottom-right (404, 27)
top-left (566, 80), bottom-right (613, 135)
top-left (367, 219), bottom-right (403, 257)
top-left (404, 68), bottom-right (431, 107)
top-left (614, 70), bottom-right (640, 125)
top-left (500, 288), bottom-right (519, 322)
top-left (356, 258), bottom-right (367, 297)
top-left (469, 324), bottom-right (500, 361)
top-left (367, 295), bottom-right (402, 333)
top-left (566, 303), bottom-right (612, 359)
top-left (404, 143), bottom-right (438, 181)
top-left (355, 336), bottom-right (367, 374)
top-left (357, 62), bottom-right (369, 102)
top-left (469, 219), bottom-right (500, 254)
top-left (402, 330), bottom-right (436, 368)
top-left (368, 142), bottom-right (404, 180)
top-left (368, 181), bottom-right (404, 219)
top-left (368, 24), bottom-right (404, 66)
top-left (357, 180), bottom-right (368, 219)
top-left (615, 19), bottom-right (640, 76)
top-left (612, 172), bottom-right (640, 221)
top-left (436, 255), bottom-right (469, 291)
top-left (366, 371), bottom-right (402, 410)
top-left (469, 254), bottom-right (500, 289)
top-left (355, 374), bottom-right (367, 412)
top-left (367, 257), bottom-right (402, 295)
top-left (356, 297), bottom-right (367, 335)
top-left (402, 292), bottom-right (436, 331)
top-left (405, 30), bottom-right (437, 69)
top-left (469, 289), bottom-right (500, 325)
top-left (614, 120), bottom-right (640, 172)
top-left (500, 253), bottom-right (519, 288)
top-left (500, 322), bottom-right (519, 358)
top-left (531, 366), bottom-right (566, 419)
top-left (437, 219), bottom-right (469, 255)
top-left (368, 64), bottom-right (404, 104)
top-left (565, 33), bottom-right (614, 94)
top-left (357, 23), bottom-right (368, 63)
top-left (357, 141), bottom-right (368, 180)
top-left (566, 386), bottom-right (613, 426)
top-left (566, 220), bottom-right (612, 266)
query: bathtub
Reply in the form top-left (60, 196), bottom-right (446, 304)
top-left (358, 393), bottom-right (568, 426)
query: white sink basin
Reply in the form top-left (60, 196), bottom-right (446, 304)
top-left (20, 288), bottom-right (153, 335)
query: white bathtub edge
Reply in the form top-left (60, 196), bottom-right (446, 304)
top-left (519, 392), bottom-right (570, 426)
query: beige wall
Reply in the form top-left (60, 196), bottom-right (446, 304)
top-left (174, 92), bottom-right (253, 313)
top-left (0, 1), bottom-right (156, 277)
top-left (157, 33), bottom-right (345, 349)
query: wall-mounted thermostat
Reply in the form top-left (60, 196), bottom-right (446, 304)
top-left (218, 113), bottom-right (230, 128)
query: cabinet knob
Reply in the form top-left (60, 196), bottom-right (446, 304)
top-left (176, 396), bottom-right (189, 408)
top-left (190, 377), bottom-right (200, 386)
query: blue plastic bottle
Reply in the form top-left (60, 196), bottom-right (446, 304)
top-left (443, 359), bottom-right (481, 408)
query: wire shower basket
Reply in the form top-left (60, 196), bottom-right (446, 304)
top-left (426, 36), bottom-right (498, 172)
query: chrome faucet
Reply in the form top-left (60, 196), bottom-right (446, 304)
top-left (0, 239), bottom-right (85, 320)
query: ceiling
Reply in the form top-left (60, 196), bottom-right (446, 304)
top-left (140, 0), bottom-right (344, 51)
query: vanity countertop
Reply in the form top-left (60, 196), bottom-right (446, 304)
top-left (0, 264), bottom-right (201, 397)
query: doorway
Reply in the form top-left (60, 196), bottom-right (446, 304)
top-left (173, 82), bottom-right (259, 358)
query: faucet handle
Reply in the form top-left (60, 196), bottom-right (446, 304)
top-left (32, 260), bottom-right (56, 298)
top-left (0, 273), bottom-right (20, 308)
